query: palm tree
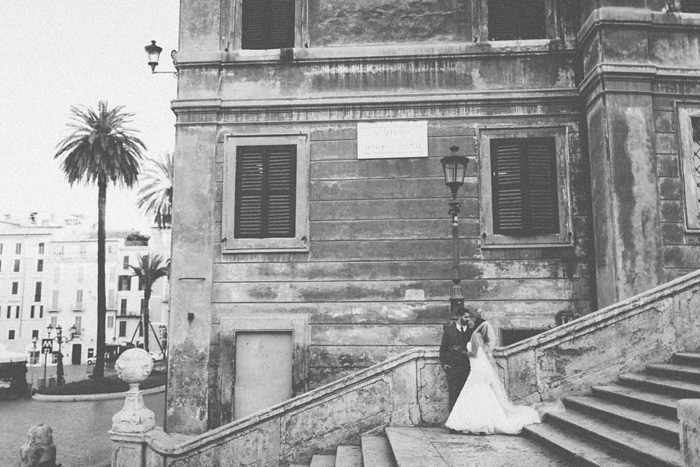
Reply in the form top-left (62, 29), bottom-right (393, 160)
top-left (54, 101), bottom-right (145, 378)
top-left (137, 153), bottom-right (173, 229)
top-left (130, 254), bottom-right (170, 352)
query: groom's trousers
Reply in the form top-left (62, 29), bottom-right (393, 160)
top-left (446, 366), bottom-right (470, 411)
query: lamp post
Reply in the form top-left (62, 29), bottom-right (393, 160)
top-left (144, 40), bottom-right (178, 75)
top-left (47, 323), bottom-right (77, 386)
top-left (440, 146), bottom-right (470, 318)
top-left (31, 336), bottom-right (38, 388)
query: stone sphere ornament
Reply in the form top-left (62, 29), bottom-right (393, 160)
top-left (115, 348), bottom-right (154, 384)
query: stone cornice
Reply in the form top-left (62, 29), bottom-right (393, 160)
top-left (578, 7), bottom-right (700, 48)
top-left (174, 39), bottom-right (577, 68)
top-left (171, 90), bottom-right (580, 125)
top-left (579, 63), bottom-right (700, 108)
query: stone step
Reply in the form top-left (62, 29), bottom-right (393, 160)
top-left (544, 411), bottom-right (683, 467)
top-left (361, 436), bottom-right (398, 467)
top-left (524, 422), bottom-right (640, 467)
top-left (336, 445), bottom-right (363, 467)
top-left (385, 427), bottom-right (449, 467)
top-left (672, 352), bottom-right (700, 367)
top-left (590, 385), bottom-right (678, 418)
top-left (563, 396), bottom-right (678, 446)
top-left (310, 454), bottom-right (336, 467)
top-left (646, 363), bottom-right (700, 384)
top-left (619, 373), bottom-right (700, 398)
top-left (290, 464), bottom-right (310, 467)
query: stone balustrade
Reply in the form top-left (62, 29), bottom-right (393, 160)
top-left (493, 269), bottom-right (700, 404)
top-left (110, 269), bottom-right (700, 466)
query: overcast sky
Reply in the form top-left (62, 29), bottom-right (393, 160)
top-left (0, 1), bottom-right (179, 230)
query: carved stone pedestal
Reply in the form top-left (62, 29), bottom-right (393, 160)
top-left (110, 348), bottom-right (155, 467)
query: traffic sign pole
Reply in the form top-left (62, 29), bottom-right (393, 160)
top-left (41, 338), bottom-right (53, 388)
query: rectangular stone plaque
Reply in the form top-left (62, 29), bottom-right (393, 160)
top-left (357, 121), bottom-right (428, 159)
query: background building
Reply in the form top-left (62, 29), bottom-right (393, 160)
top-left (0, 215), bottom-right (170, 367)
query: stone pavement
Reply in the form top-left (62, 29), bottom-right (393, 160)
top-left (387, 427), bottom-right (572, 467)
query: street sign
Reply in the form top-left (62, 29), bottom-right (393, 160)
top-left (41, 339), bottom-right (53, 354)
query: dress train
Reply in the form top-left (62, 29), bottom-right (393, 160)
top-left (445, 325), bottom-right (541, 435)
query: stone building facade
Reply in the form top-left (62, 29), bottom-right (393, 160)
top-left (166, 0), bottom-right (700, 434)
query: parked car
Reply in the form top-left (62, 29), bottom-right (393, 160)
top-left (149, 351), bottom-right (164, 362)
top-left (86, 356), bottom-right (96, 365)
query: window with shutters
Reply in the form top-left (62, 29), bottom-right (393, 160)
top-left (234, 145), bottom-right (297, 239)
top-left (491, 138), bottom-right (558, 236)
top-left (678, 104), bottom-right (700, 231)
top-left (479, 126), bottom-right (572, 247)
top-left (223, 135), bottom-right (309, 252)
top-left (241, 0), bottom-right (296, 50)
top-left (487, 0), bottom-right (546, 41)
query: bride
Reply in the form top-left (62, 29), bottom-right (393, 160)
top-left (445, 320), bottom-right (541, 435)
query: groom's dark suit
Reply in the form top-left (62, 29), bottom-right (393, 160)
top-left (440, 320), bottom-right (480, 411)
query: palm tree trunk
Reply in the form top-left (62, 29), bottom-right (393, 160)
top-left (94, 178), bottom-right (107, 378)
top-left (143, 288), bottom-right (151, 352)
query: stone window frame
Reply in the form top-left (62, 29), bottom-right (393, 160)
top-left (472, 0), bottom-right (559, 43)
top-left (678, 103), bottom-right (700, 232)
top-left (230, 0), bottom-right (308, 52)
top-left (223, 134), bottom-right (310, 253)
top-left (478, 125), bottom-right (573, 248)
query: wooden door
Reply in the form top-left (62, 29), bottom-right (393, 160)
top-left (71, 344), bottom-right (82, 365)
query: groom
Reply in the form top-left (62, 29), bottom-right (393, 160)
top-left (440, 307), bottom-right (482, 411)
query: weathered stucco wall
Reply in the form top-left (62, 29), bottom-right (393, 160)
top-left (202, 108), bottom-right (594, 430)
top-left (167, 126), bottom-right (217, 435)
top-left (309, 0), bottom-right (472, 46)
top-left (579, 6), bottom-right (700, 308)
top-left (168, 0), bottom-right (597, 433)
top-left (495, 269), bottom-right (700, 404)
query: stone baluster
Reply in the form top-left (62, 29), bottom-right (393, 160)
top-left (109, 348), bottom-right (155, 467)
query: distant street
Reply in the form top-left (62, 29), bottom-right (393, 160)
top-left (1, 364), bottom-right (165, 467)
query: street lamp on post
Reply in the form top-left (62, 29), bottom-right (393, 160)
top-left (47, 323), bottom-right (77, 386)
top-left (440, 146), bottom-right (470, 318)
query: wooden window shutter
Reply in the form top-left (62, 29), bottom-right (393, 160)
top-left (235, 145), bottom-right (296, 238)
top-left (491, 138), bottom-right (558, 236)
top-left (242, 0), bottom-right (295, 50)
top-left (492, 140), bottom-right (525, 234)
top-left (488, 0), bottom-right (546, 41)
top-left (269, 0), bottom-right (295, 49)
top-left (526, 138), bottom-right (559, 234)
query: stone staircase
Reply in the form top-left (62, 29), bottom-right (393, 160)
top-left (292, 427), bottom-right (568, 467)
top-left (524, 352), bottom-right (700, 467)
top-left (291, 435), bottom-right (396, 467)
top-left (292, 353), bottom-right (699, 467)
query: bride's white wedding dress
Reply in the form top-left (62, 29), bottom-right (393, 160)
top-left (445, 325), bottom-right (541, 435)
